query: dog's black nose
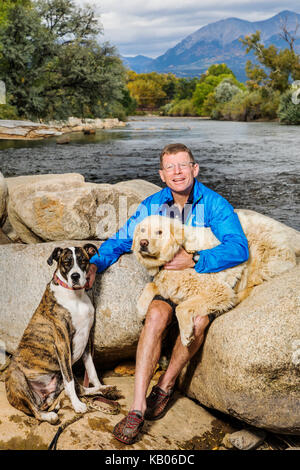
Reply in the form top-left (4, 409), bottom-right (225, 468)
top-left (140, 239), bottom-right (149, 248)
top-left (71, 273), bottom-right (80, 282)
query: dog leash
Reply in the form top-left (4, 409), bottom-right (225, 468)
top-left (48, 414), bottom-right (85, 450)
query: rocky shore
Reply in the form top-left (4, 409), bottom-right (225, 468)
top-left (0, 117), bottom-right (126, 140)
top-left (0, 171), bottom-right (300, 449)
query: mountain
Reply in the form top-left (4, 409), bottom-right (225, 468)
top-left (123, 10), bottom-right (300, 81)
top-left (122, 55), bottom-right (154, 73)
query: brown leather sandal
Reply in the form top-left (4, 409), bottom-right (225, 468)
top-left (113, 410), bottom-right (144, 444)
top-left (144, 385), bottom-right (173, 420)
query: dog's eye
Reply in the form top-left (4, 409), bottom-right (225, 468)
top-left (141, 228), bottom-right (145, 233)
top-left (156, 230), bottom-right (162, 235)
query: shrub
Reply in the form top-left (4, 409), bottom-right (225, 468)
top-left (260, 89), bottom-right (280, 119)
top-left (278, 88), bottom-right (300, 124)
top-left (212, 89), bottom-right (279, 121)
top-left (165, 99), bottom-right (197, 116)
top-left (0, 104), bottom-right (19, 119)
top-left (214, 79), bottom-right (241, 103)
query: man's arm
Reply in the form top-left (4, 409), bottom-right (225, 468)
top-left (194, 197), bottom-right (249, 273)
top-left (88, 199), bottom-right (151, 281)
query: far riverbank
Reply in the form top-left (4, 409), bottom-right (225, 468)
top-left (0, 117), bottom-right (126, 140)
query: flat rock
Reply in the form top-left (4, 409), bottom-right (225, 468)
top-left (0, 120), bottom-right (62, 139)
top-left (0, 118), bottom-right (125, 140)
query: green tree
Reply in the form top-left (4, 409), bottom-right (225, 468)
top-left (0, 0), bottom-right (30, 27)
top-left (278, 87), bottom-right (300, 124)
top-left (126, 71), bottom-right (178, 109)
top-left (192, 73), bottom-right (238, 115)
top-left (0, 0), bottom-right (126, 120)
top-left (127, 78), bottom-right (166, 109)
top-left (206, 63), bottom-right (235, 77)
top-left (240, 30), bottom-right (300, 92)
top-left (174, 77), bottom-right (198, 100)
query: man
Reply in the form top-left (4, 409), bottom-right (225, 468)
top-left (87, 143), bottom-right (249, 444)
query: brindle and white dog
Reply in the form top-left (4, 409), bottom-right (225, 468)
top-left (5, 244), bottom-right (113, 424)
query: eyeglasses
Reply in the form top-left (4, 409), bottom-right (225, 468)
top-left (162, 162), bottom-right (195, 173)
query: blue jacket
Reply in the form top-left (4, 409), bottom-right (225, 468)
top-left (90, 179), bottom-right (249, 273)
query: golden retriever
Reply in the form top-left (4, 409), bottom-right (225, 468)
top-left (132, 209), bottom-right (299, 346)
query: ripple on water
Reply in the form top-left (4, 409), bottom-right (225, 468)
top-left (0, 117), bottom-right (299, 230)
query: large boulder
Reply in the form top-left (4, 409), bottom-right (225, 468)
top-left (8, 174), bottom-right (160, 243)
top-left (7, 174), bottom-right (86, 243)
top-left (0, 172), bottom-right (8, 227)
top-left (0, 241), bottom-right (149, 364)
top-left (178, 263), bottom-right (300, 435)
top-left (6, 173), bottom-right (85, 192)
top-left (6, 175), bottom-right (160, 243)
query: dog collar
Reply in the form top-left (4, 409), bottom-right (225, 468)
top-left (52, 273), bottom-right (88, 290)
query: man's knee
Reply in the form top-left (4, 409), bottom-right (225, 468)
top-left (144, 301), bottom-right (173, 334)
top-left (194, 315), bottom-right (210, 337)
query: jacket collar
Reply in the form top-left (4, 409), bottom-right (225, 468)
top-left (161, 178), bottom-right (203, 205)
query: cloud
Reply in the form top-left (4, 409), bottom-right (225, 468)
top-left (76, 1), bottom-right (300, 57)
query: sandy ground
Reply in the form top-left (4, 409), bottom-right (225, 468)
top-left (1, 362), bottom-right (298, 451)
top-left (0, 366), bottom-right (237, 451)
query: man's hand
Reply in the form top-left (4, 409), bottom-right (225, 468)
top-left (164, 248), bottom-right (195, 270)
top-left (86, 263), bottom-right (97, 289)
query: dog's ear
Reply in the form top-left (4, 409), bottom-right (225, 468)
top-left (83, 243), bottom-right (99, 259)
top-left (170, 219), bottom-right (185, 246)
top-left (47, 247), bottom-right (63, 266)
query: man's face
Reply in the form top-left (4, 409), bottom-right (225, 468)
top-left (159, 151), bottom-right (199, 194)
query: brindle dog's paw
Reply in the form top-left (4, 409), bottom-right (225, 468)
top-left (73, 400), bottom-right (88, 414)
top-left (40, 411), bottom-right (60, 424)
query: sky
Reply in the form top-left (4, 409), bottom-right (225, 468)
top-left (75, 1), bottom-right (300, 58)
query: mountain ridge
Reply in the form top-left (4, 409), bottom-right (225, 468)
top-left (122, 10), bottom-right (300, 81)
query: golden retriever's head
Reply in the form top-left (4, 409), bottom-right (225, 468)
top-left (132, 215), bottom-right (184, 275)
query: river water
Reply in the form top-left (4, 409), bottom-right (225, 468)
top-left (0, 116), bottom-right (299, 230)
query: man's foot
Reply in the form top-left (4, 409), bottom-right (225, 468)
top-left (113, 410), bottom-right (144, 444)
top-left (144, 385), bottom-right (173, 420)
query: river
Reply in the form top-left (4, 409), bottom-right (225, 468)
top-left (0, 116), bottom-right (299, 230)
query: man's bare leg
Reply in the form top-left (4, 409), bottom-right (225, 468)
top-left (130, 300), bottom-right (173, 415)
top-left (156, 315), bottom-right (210, 393)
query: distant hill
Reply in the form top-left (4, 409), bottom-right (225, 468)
top-left (122, 10), bottom-right (300, 81)
top-left (122, 55), bottom-right (154, 73)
